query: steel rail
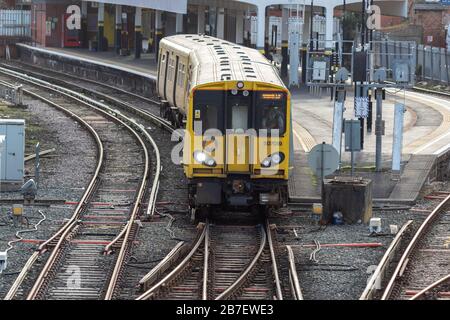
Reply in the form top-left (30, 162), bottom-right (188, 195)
top-left (360, 220), bottom-right (414, 300)
top-left (0, 64), bottom-right (168, 219)
top-left (3, 89), bottom-right (104, 300)
top-left (136, 223), bottom-right (207, 300)
top-left (202, 222), bottom-right (210, 300)
top-left (0, 67), bottom-right (152, 300)
top-left (215, 225), bottom-right (266, 300)
top-left (266, 222), bottom-right (283, 300)
top-left (138, 241), bottom-right (186, 291)
top-left (26, 87), bottom-right (150, 300)
top-left (381, 194), bottom-right (450, 300)
top-left (0, 62), bottom-right (174, 134)
top-left (3, 251), bottom-right (39, 300)
top-left (410, 274), bottom-right (450, 300)
top-left (286, 245), bottom-right (303, 300)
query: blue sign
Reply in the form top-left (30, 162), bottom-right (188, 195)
top-left (442, 0), bottom-right (450, 5)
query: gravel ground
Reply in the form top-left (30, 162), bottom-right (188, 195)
top-left (0, 95), bottom-right (96, 298)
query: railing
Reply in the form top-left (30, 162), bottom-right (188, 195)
top-left (0, 79), bottom-right (23, 105)
top-left (373, 31), bottom-right (450, 86)
top-left (0, 10), bottom-right (30, 37)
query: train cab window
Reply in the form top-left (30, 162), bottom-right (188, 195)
top-left (227, 92), bottom-right (252, 133)
top-left (230, 104), bottom-right (248, 132)
top-left (256, 92), bottom-right (287, 135)
top-left (193, 91), bottom-right (224, 134)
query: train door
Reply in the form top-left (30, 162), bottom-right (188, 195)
top-left (225, 91), bottom-right (252, 173)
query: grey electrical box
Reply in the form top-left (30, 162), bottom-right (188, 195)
top-left (392, 60), bottom-right (410, 83)
top-left (312, 60), bottom-right (328, 81)
top-left (0, 119), bottom-right (25, 188)
top-left (373, 68), bottom-right (387, 83)
top-left (345, 120), bottom-right (361, 152)
top-left (335, 67), bottom-right (349, 82)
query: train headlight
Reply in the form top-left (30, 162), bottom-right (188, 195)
top-left (194, 151), bottom-right (207, 163)
top-left (261, 159), bottom-right (271, 168)
top-left (193, 151), bottom-right (217, 167)
top-left (243, 90), bottom-right (249, 97)
top-left (237, 81), bottom-right (245, 89)
top-left (205, 158), bottom-right (217, 167)
top-left (261, 152), bottom-right (285, 168)
top-left (271, 153), bottom-right (282, 165)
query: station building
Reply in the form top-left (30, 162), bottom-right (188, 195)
top-left (28, 0), bottom-right (408, 59)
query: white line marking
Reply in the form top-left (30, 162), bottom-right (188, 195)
top-left (433, 143), bottom-right (450, 156)
top-left (293, 129), bottom-right (309, 152)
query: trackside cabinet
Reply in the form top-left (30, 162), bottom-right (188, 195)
top-left (0, 119), bottom-right (25, 187)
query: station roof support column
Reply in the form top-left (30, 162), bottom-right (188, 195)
top-left (155, 10), bottom-right (163, 58)
top-left (264, 6), bottom-right (269, 57)
top-left (256, 4), bottom-right (266, 55)
top-left (217, 7), bottom-right (225, 39)
top-left (98, 2), bottom-right (105, 52)
top-left (281, 6), bottom-right (289, 77)
top-left (235, 9), bottom-right (244, 45)
top-left (135, 7), bottom-right (142, 59)
top-left (325, 4), bottom-right (335, 53)
top-left (197, 5), bottom-right (205, 34)
top-left (115, 5), bottom-right (122, 54)
top-left (176, 13), bottom-right (184, 34)
top-left (81, 1), bottom-right (88, 48)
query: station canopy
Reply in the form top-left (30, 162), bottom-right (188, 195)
top-left (86, 0), bottom-right (188, 14)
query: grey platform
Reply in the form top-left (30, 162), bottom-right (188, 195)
top-left (289, 151), bottom-right (437, 205)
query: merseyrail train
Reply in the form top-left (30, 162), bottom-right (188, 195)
top-left (157, 34), bottom-right (292, 218)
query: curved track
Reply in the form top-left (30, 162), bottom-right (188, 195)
top-left (136, 220), bottom-right (286, 300)
top-left (0, 66), bottom-right (161, 300)
top-left (381, 192), bottom-right (450, 300)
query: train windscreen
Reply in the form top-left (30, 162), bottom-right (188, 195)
top-left (255, 92), bottom-right (287, 135)
top-left (193, 90), bottom-right (224, 134)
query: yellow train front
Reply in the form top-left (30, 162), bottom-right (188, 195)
top-left (157, 35), bottom-right (292, 216)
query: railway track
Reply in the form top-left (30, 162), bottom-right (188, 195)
top-left (0, 61), bottom-right (172, 131)
top-left (363, 191), bottom-right (450, 300)
top-left (136, 220), bottom-right (291, 300)
top-left (0, 66), bottom-right (162, 300)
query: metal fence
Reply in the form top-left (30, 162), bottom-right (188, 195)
top-left (417, 45), bottom-right (450, 85)
top-left (373, 32), bottom-right (450, 86)
top-left (0, 10), bottom-right (31, 37)
top-left (370, 40), bottom-right (417, 86)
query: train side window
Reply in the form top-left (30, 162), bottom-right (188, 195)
top-left (161, 54), bottom-right (166, 63)
top-left (177, 64), bottom-right (185, 87)
top-left (168, 58), bottom-right (173, 81)
top-left (181, 65), bottom-right (186, 85)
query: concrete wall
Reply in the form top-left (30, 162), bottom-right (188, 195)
top-left (18, 44), bottom-right (156, 97)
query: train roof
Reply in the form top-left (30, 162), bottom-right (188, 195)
top-left (161, 34), bottom-right (286, 88)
